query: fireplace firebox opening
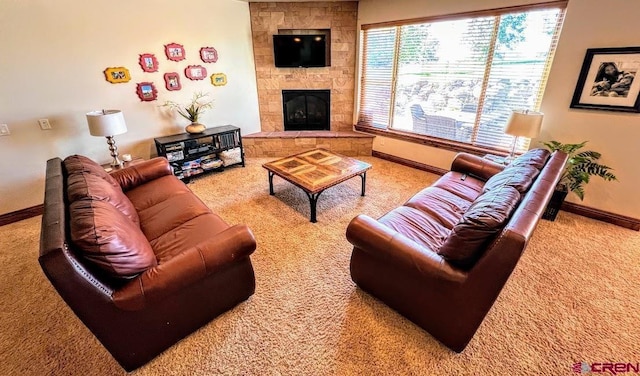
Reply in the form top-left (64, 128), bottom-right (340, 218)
top-left (282, 89), bottom-right (330, 131)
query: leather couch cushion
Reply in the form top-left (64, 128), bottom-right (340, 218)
top-left (431, 171), bottom-right (485, 202)
top-left (70, 199), bottom-right (157, 278)
top-left (404, 187), bottom-right (473, 229)
top-left (150, 213), bottom-right (230, 263)
top-left (64, 155), bottom-right (119, 188)
top-left (137, 190), bottom-right (213, 242)
top-left (67, 172), bottom-right (140, 226)
top-left (437, 185), bottom-right (521, 269)
top-left (509, 148), bottom-right (550, 170)
top-left (125, 175), bottom-right (192, 212)
top-left (379, 206), bottom-right (450, 252)
top-left (483, 165), bottom-right (539, 194)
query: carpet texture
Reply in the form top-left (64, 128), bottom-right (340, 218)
top-left (1, 157), bottom-right (639, 375)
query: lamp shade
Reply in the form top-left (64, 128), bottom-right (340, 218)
top-left (86, 110), bottom-right (127, 137)
top-left (504, 110), bottom-right (543, 139)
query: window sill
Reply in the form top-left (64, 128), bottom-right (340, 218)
top-left (354, 125), bottom-right (511, 157)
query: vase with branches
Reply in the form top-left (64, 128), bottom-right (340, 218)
top-left (162, 92), bottom-right (214, 134)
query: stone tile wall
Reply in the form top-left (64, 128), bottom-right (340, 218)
top-left (244, 136), bottom-right (373, 158)
top-left (249, 2), bottom-right (358, 132)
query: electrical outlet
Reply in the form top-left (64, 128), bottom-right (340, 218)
top-left (0, 124), bottom-right (9, 136)
top-left (38, 118), bottom-right (52, 130)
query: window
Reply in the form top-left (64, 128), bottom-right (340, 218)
top-left (357, 2), bottom-right (566, 153)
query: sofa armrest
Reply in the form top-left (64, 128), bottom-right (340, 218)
top-left (110, 157), bottom-right (173, 192)
top-left (113, 224), bottom-right (256, 310)
top-left (346, 215), bottom-right (466, 282)
top-left (450, 153), bottom-right (506, 181)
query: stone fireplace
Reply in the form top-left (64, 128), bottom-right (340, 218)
top-left (282, 90), bottom-right (330, 131)
top-left (244, 2), bottom-right (374, 159)
top-left (249, 2), bottom-right (357, 132)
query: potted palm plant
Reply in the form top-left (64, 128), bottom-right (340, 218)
top-left (541, 141), bottom-right (617, 220)
top-left (162, 92), bottom-right (214, 134)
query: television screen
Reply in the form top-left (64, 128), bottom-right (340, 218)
top-left (273, 34), bottom-right (327, 68)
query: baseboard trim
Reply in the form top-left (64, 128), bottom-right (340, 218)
top-left (0, 204), bottom-right (44, 227)
top-left (3, 159), bottom-right (639, 231)
top-left (372, 150), bottom-right (448, 176)
top-left (561, 202), bottom-right (640, 231)
top-left (373, 150), bottom-right (640, 231)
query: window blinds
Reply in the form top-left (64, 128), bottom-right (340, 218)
top-left (358, 3), bottom-right (566, 153)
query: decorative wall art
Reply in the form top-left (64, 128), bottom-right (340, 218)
top-left (136, 82), bottom-right (158, 101)
top-left (185, 65), bottom-right (207, 81)
top-left (164, 72), bottom-right (182, 91)
top-left (104, 67), bottom-right (131, 84)
top-left (165, 43), bottom-right (186, 61)
top-left (139, 54), bottom-right (159, 72)
top-left (571, 47), bottom-right (640, 113)
top-left (200, 47), bottom-right (218, 63)
top-left (210, 73), bottom-right (227, 86)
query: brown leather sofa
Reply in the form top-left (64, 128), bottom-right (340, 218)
top-left (346, 149), bottom-right (567, 352)
top-left (39, 155), bottom-right (257, 371)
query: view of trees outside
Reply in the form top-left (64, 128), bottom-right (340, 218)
top-left (363, 9), bottom-right (562, 150)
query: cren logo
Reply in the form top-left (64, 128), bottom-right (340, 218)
top-left (573, 362), bottom-right (640, 374)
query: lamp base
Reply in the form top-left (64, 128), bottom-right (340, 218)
top-left (106, 135), bottom-right (123, 167)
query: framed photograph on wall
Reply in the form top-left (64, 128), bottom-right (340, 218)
top-left (136, 82), bottom-right (158, 101)
top-left (200, 47), bottom-right (218, 63)
top-left (210, 72), bottom-right (227, 86)
top-left (570, 47), bottom-right (640, 113)
top-left (185, 65), bottom-right (207, 80)
top-left (104, 67), bottom-right (131, 84)
top-left (139, 53), bottom-right (159, 73)
top-left (165, 43), bottom-right (185, 61)
top-left (164, 72), bottom-right (182, 91)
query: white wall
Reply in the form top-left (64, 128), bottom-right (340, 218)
top-left (357, 0), bottom-right (640, 219)
top-left (0, 0), bottom-right (260, 215)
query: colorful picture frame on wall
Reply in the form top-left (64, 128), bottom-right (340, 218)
top-left (210, 73), bottom-right (227, 86)
top-left (165, 43), bottom-right (186, 61)
top-left (570, 47), bottom-right (640, 113)
top-left (139, 54), bottom-right (159, 73)
top-left (200, 47), bottom-right (218, 63)
top-left (104, 67), bottom-right (131, 84)
top-left (136, 82), bottom-right (158, 101)
top-left (185, 65), bottom-right (207, 80)
top-left (164, 72), bottom-right (182, 91)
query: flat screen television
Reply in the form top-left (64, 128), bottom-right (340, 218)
top-left (273, 34), bottom-right (327, 68)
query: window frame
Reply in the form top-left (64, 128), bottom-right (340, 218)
top-left (355, 1), bottom-right (567, 156)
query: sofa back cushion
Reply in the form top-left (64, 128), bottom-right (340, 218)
top-left (437, 185), bottom-right (521, 269)
top-left (483, 165), bottom-right (539, 194)
top-left (509, 148), bottom-right (550, 170)
top-left (70, 199), bottom-right (157, 279)
top-left (64, 155), bottom-right (119, 188)
top-left (67, 172), bottom-right (140, 226)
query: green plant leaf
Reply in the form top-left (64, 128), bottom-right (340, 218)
top-left (541, 140), bottom-right (617, 200)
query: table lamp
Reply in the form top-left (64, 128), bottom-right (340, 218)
top-left (504, 109), bottom-right (543, 162)
top-left (86, 110), bottom-right (128, 166)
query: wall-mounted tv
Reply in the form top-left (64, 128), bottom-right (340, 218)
top-left (273, 34), bottom-right (328, 68)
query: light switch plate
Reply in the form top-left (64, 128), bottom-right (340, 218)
top-left (0, 124), bottom-right (9, 136)
top-left (38, 119), bottom-right (52, 130)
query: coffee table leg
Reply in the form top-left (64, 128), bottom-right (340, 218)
top-left (305, 191), bottom-right (323, 223)
top-left (268, 171), bottom-right (275, 195)
top-left (360, 172), bottom-right (367, 196)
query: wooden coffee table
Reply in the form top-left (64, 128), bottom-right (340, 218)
top-left (263, 149), bottom-right (372, 222)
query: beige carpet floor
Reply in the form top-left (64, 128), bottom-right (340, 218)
top-left (1, 157), bottom-right (639, 375)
